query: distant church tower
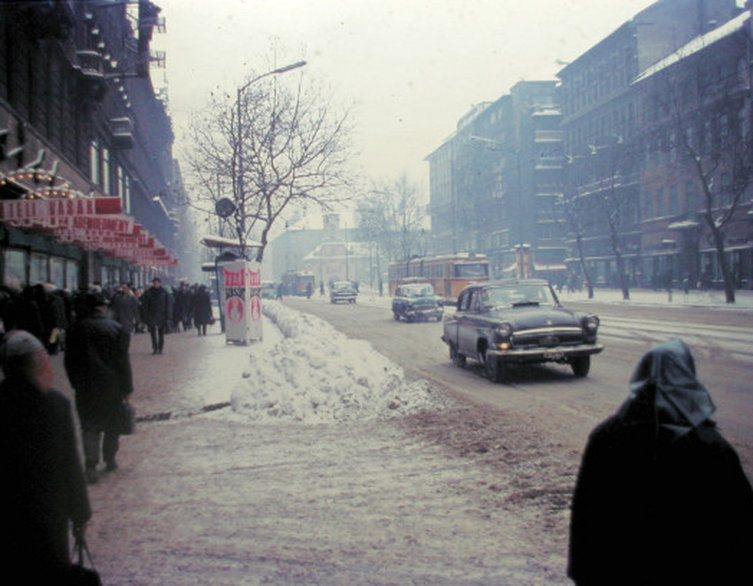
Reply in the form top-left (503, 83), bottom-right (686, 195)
top-left (322, 213), bottom-right (340, 241)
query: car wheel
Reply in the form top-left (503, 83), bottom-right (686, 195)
top-left (571, 355), bottom-right (591, 378)
top-left (450, 344), bottom-right (466, 368)
top-left (479, 349), bottom-right (505, 383)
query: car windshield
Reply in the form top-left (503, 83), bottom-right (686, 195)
top-left (405, 285), bottom-right (434, 297)
top-left (333, 282), bottom-right (351, 290)
top-left (482, 284), bottom-right (557, 309)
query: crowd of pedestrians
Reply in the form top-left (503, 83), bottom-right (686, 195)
top-left (0, 279), bottom-right (216, 356)
top-left (0, 277), bottom-right (218, 579)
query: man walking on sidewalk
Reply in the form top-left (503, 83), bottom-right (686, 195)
top-left (140, 277), bottom-right (172, 355)
top-left (111, 282), bottom-right (140, 348)
top-left (65, 292), bottom-right (133, 483)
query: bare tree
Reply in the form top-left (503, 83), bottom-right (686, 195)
top-left (595, 137), bottom-right (641, 301)
top-left (643, 30), bottom-right (753, 303)
top-left (357, 174), bottom-right (427, 263)
top-left (185, 62), bottom-right (355, 262)
top-left (560, 156), bottom-right (596, 299)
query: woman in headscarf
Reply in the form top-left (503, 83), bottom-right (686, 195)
top-left (0, 330), bottom-right (92, 580)
top-left (568, 337), bottom-right (753, 585)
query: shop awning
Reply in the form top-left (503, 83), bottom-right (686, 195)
top-left (0, 197), bottom-right (178, 267)
top-left (200, 235), bottom-right (262, 249)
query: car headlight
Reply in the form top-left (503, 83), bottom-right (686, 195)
top-left (495, 322), bottom-right (513, 338)
top-left (583, 315), bottom-right (599, 332)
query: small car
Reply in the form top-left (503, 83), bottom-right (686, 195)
top-left (260, 281), bottom-right (277, 300)
top-left (442, 279), bottom-right (603, 382)
top-left (330, 280), bottom-right (358, 304)
top-left (392, 282), bottom-right (444, 322)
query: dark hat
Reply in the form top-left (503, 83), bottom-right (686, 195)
top-left (152, 277), bottom-right (162, 283)
top-left (78, 291), bottom-right (109, 308)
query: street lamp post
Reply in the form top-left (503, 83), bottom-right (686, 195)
top-left (235, 60), bottom-right (307, 257)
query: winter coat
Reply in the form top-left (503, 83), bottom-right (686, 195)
top-left (0, 380), bottom-right (91, 579)
top-left (64, 312), bottom-right (133, 426)
top-left (568, 338), bottom-right (753, 586)
top-left (140, 285), bottom-right (173, 327)
top-left (110, 290), bottom-right (140, 334)
top-left (191, 288), bottom-right (213, 326)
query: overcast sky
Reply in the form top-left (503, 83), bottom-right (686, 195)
top-left (152, 0), bottom-right (657, 194)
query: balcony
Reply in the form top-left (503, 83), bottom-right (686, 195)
top-left (74, 51), bottom-right (107, 100)
top-left (110, 117), bottom-right (135, 149)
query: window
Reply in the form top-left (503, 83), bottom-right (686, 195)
top-left (3, 249), bottom-right (26, 288)
top-left (102, 147), bottom-right (111, 194)
top-left (90, 140), bottom-right (100, 185)
top-left (656, 188), bottom-right (665, 217)
top-left (643, 191), bottom-right (653, 219)
top-left (685, 182), bottom-right (696, 214)
top-left (30, 253), bottom-right (48, 284)
top-left (668, 185), bottom-right (679, 215)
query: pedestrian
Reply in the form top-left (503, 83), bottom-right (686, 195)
top-left (110, 281), bottom-right (140, 347)
top-left (568, 337), bottom-right (753, 586)
top-left (140, 276), bottom-right (172, 354)
top-left (191, 284), bottom-right (213, 336)
top-left (173, 282), bottom-right (190, 332)
top-left (65, 292), bottom-right (134, 483)
top-left (0, 330), bottom-right (92, 580)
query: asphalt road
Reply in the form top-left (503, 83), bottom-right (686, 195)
top-left (283, 296), bottom-right (753, 480)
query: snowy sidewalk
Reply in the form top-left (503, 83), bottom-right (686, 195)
top-left (50, 309), bottom-right (571, 585)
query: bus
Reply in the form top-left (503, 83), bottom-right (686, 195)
top-left (281, 270), bottom-right (315, 296)
top-left (388, 253), bottom-right (490, 304)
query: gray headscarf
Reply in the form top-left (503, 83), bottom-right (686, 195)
top-left (625, 337), bottom-right (716, 442)
top-left (0, 330), bottom-right (46, 379)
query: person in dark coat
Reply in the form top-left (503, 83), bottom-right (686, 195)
top-left (64, 292), bottom-right (133, 483)
top-left (110, 282), bottom-right (140, 347)
top-left (140, 277), bottom-right (173, 354)
top-left (568, 337), bottom-right (753, 586)
top-left (191, 284), bottom-right (213, 336)
top-left (0, 330), bottom-right (92, 580)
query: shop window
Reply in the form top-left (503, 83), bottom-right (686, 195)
top-left (3, 249), bottom-right (27, 288)
top-left (50, 258), bottom-right (65, 289)
top-left (30, 253), bottom-right (48, 284)
top-left (65, 261), bottom-right (79, 291)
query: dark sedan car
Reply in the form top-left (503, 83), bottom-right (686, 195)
top-left (330, 280), bottom-right (358, 304)
top-left (392, 282), bottom-right (444, 322)
top-left (441, 279), bottom-right (603, 382)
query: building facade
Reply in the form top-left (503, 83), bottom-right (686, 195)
top-left (0, 1), bottom-right (182, 292)
top-left (426, 0), bottom-right (752, 293)
top-left (426, 81), bottom-right (566, 282)
top-left (556, 0), bottom-right (750, 289)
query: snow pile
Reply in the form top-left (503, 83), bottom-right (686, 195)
top-left (229, 301), bottom-right (444, 423)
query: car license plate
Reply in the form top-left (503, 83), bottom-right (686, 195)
top-left (543, 349), bottom-right (564, 360)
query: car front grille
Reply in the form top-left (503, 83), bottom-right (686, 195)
top-left (512, 326), bottom-right (584, 348)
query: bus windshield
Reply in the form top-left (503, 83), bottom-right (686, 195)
top-left (454, 263), bottom-right (488, 279)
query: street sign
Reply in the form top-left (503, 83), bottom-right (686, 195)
top-left (215, 197), bottom-right (236, 218)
